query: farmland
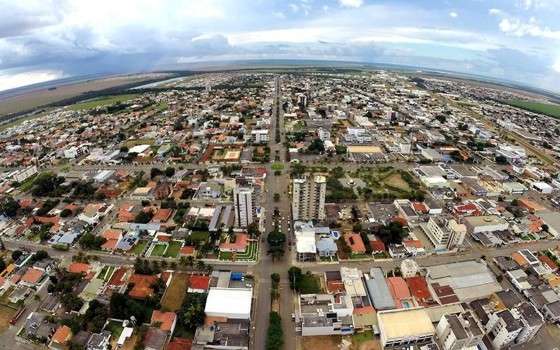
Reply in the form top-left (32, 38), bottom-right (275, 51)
top-left (503, 99), bottom-right (560, 119)
top-left (68, 93), bottom-right (140, 111)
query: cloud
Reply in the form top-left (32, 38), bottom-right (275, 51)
top-left (338, 0), bottom-right (364, 8)
top-left (553, 59), bottom-right (560, 73)
top-left (449, 12), bottom-right (458, 18)
top-left (0, 69), bottom-right (64, 91)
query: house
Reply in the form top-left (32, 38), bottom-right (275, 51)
top-left (49, 325), bottom-right (72, 350)
top-left (20, 267), bottom-right (45, 287)
top-left (219, 233), bottom-right (249, 253)
top-left (86, 331), bottom-right (112, 350)
top-left (101, 229), bottom-right (123, 251)
top-left (166, 338), bottom-right (192, 350)
top-left (179, 246), bottom-right (196, 257)
top-left (344, 232), bottom-right (366, 254)
top-left (187, 275), bottom-right (210, 294)
top-left (128, 274), bottom-right (159, 299)
top-left (151, 310), bottom-right (177, 334)
top-left (316, 237), bottom-right (337, 257)
top-left (144, 328), bottom-right (169, 350)
top-left (78, 203), bottom-right (113, 225)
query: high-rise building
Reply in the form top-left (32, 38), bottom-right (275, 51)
top-left (234, 186), bottom-right (254, 228)
top-left (292, 175), bottom-right (326, 221)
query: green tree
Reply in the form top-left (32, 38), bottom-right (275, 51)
top-left (266, 312), bottom-right (284, 350)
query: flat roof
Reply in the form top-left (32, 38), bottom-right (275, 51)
top-left (378, 308), bottom-right (435, 340)
top-left (205, 288), bottom-right (253, 319)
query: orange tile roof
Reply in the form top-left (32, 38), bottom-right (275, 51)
top-left (387, 277), bottom-right (411, 308)
top-left (151, 310), bottom-right (177, 332)
top-left (128, 274), bottom-right (158, 299)
top-left (219, 233), bottom-right (249, 252)
top-left (166, 338), bottom-right (192, 350)
top-left (51, 325), bottom-right (72, 344)
top-left (21, 268), bottom-right (44, 284)
top-left (103, 229), bottom-right (123, 240)
top-left (102, 239), bottom-right (119, 251)
top-left (511, 252), bottom-right (529, 266)
top-left (539, 255), bottom-right (558, 270)
top-left (68, 262), bottom-right (91, 275)
top-left (344, 233), bottom-right (366, 254)
top-left (152, 208), bottom-right (173, 223)
top-left (179, 246), bottom-right (196, 256)
top-left (353, 306), bottom-right (374, 315)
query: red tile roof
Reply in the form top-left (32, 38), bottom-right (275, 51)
top-left (21, 268), bottom-right (44, 284)
top-left (151, 310), bottom-right (177, 332)
top-left (128, 274), bottom-right (158, 299)
top-left (406, 276), bottom-right (433, 305)
top-left (344, 233), bottom-right (366, 254)
top-left (188, 275), bottom-right (210, 291)
top-left (51, 325), bottom-right (72, 344)
top-left (219, 233), bottom-right (249, 252)
top-left (166, 338), bottom-right (192, 350)
top-left (68, 262), bottom-right (90, 275)
top-left (369, 240), bottom-right (386, 253)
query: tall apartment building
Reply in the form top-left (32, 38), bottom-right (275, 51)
top-left (292, 175), bottom-right (326, 221)
top-left (233, 185), bottom-right (254, 228)
top-left (422, 217), bottom-right (466, 251)
top-left (436, 312), bottom-right (483, 350)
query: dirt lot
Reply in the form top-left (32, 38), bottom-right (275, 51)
top-left (160, 272), bottom-right (188, 312)
top-left (302, 335), bottom-right (342, 350)
top-left (383, 173), bottom-right (411, 191)
top-left (0, 305), bottom-right (18, 332)
top-left (0, 73), bottom-right (168, 116)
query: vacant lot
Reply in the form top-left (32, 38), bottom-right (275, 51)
top-left (0, 74), bottom-right (166, 116)
top-left (161, 272), bottom-right (188, 312)
top-left (503, 99), bottom-right (560, 119)
top-left (303, 336), bottom-right (342, 350)
top-left (0, 305), bottom-right (18, 332)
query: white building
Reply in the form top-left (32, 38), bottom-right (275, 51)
top-left (486, 310), bottom-right (522, 349)
top-left (233, 186), bottom-right (254, 228)
top-left (436, 312), bottom-right (483, 350)
top-left (378, 308), bottom-right (435, 348)
top-left (422, 217), bottom-right (466, 251)
top-left (298, 294), bottom-right (354, 336)
top-left (251, 129), bottom-right (269, 144)
top-left (204, 288), bottom-right (253, 320)
top-left (292, 175), bottom-right (326, 221)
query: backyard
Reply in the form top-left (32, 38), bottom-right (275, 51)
top-left (132, 240), bottom-right (149, 256)
top-left (219, 242), bottom-right (258, 261)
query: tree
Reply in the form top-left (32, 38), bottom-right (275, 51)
top-left (273, 193), bottom-right (280, 202)
top-left (0, 196), bottom-right (20, 217)
top-left (150, 167), bottom-right (163, 179)
top-left (78, 233), bottom-right (106, 250)
top-left (164, 167), bottom-right (176, 177)
top-left (0, 258), bottom-right (6, 273)
top-left (376, 221), bottom-right (406, 245)
top-left (134, 210), bottom-right (153, 224)
top-left (11, 250), bottom-right (23, 262)
top-left (179, 293), bottom-right (207, 332)
top-left (307, 138), bottom-right (325, 154)
top-left (335, 145), bottom-right (347, 155)
top-left (266, 312), bottom-right (284, 350)
top-left (288, 267), bottom-right (302, 290)
top-left (30, 250), bottom-right (49, 262)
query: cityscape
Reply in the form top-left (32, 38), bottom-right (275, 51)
top-left (2, 1), bottom-right (560, 350)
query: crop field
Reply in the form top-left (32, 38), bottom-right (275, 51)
top-left (68, 94), bottom-right (140, 111)
top-left (0, 74), bottom-right (165, 116)
top-left (503, 99), bottom-right (560, 119)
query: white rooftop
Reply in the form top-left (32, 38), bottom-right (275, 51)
top-left (205, 287), bottom-right (253, 320)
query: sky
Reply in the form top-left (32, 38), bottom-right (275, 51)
top-left (1, 0), bottom-right (560, 92)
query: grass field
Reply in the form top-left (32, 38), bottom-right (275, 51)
top-left (150, 243), bottom-right (167, 257)
top-left (164, 241), bottom-right (183, 258)
top-left (189, 231), bottom-right (210, 243)
top-left (68, 94), bottom-right (140, 111)
top-left (219, 242), bottom-right (258, 261)
top-left (161, 272), bottom-right (188, 312)
top-left (99, 265), bottom-right (115, 281)
top-left (132, 240), bottom-right (149, 256)
top-left (271, 162), bottom-right (284, 171)
top-left (105, 320), bottom-right (124, 338)
top-left (503, 99), bottom-right (560, 119)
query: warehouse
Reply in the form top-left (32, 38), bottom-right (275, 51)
top-left (377, 308), bottom-right (435, 348)
top-left (204, 287), bottom-right (253, 320)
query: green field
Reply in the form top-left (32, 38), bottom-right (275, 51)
top-left (132, 240), bottom-right (149, 256)
top-left (189, 231), bottom-right (210, 243)
top-left (164, 241), bottom-right (183, 258)
top-left (503, 99), bottom-right (560, 119)
top-left (150, 243), bottom-right (167, 257)
top-left (68, 94), bottom-right (140, 111)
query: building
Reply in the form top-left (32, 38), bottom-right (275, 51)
top-left (422, 217), bottom-right (466, 251)
top-left (204, 288), bottom-right (253, 320)
top-left (436, 312), bottom-right (483, 350)
top-left (463, 215), bottom-right (509, 234)
top-left (251, 129), bottom-right (269, 144)
top-left (486, 310), bottom-right (523, 349)
top-left (233, 185), bottom-right (254, 228)
top-left (297, 294), bottom-right (354, 336)
top-left (377, 308), bottom-right (435, 348)
top-left (515, 302), bottom-right (544, 344)
top-left (365, 268), bottom-right (396, 310)
top-left (292, 175), bottom-right (326, 221)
